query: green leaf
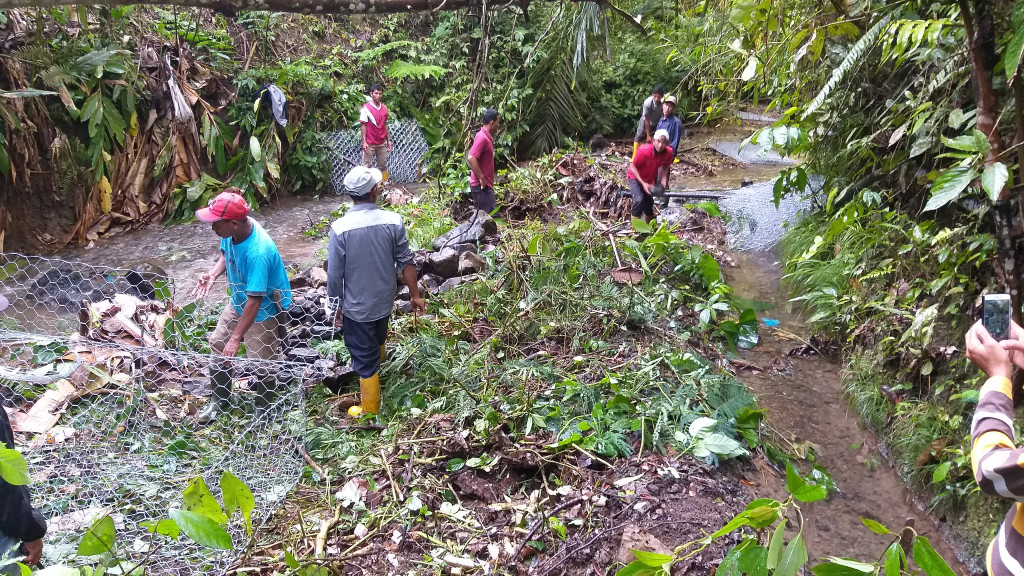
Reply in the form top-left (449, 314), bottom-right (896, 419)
top-left (30, 567), bottom-right (80, 576)
top-left (981, 162), bottom-right (1009, 202)
top-left (811, 558), bottom-right (875, 576)
top-left (931, 461), bottom-right (951, 484)
top-left (250, 135), bottom-right (262, 162)
top-left (745, 506), bottom-right (779, 528)
top-left (785, 461), bottom-right (828, 502)
top-left (738, 544), bottom-right (769, 576)
top-left (923, 166), bottom-right (974, 211)
top-left (859, 516), bottom-right (890, 535)
top-left (183, 477), bottom-right (228, 526)
top-left (77, 515), bottom-right (116, 556)
top-left (767, 523), bottom-right (786, 570)
top-left (631, 218), bottom-right (652, 234)
top-left (1006, 26), bottom-right (1024, 83)
top-left (141, 518), bottom-right (181, 539)
top-left (613, 561), bottom-right (663, 576)
top-left (912, 536), bottom-right (955, 576)
top-left (699, 254), bottom-right (721, 286)
top-left (703, 433), bottom-right (748, 458)
top-left (221, 470), bottom-right (255, 535)
top-left (884, 541), bottom-right (902, 576)
top-left (631, 549), bottom-right (673, 567)
top-left (0, 446), bottom-right (30, 485)
top-left (776, 533), bottom-right (809, 576)
top-left (169, 509), bottom-right (233, 550)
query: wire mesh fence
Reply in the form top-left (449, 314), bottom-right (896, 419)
top-left (0, 252), bottom-right (330, 575)
top-left (324, 117), bottom-right (430, 189)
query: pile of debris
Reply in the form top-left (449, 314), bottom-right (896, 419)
top-left (78, 293), bottom-right (176, 347)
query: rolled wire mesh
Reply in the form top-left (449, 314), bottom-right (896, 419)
top-left (0, 252), bottom-right (324, 574)
top-left (324, 117), bottom-right (430, 189)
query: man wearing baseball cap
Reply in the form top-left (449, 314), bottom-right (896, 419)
top-left (327, 167), bottom-right (425, 415)
top-left (192, 188), bottom-right (292, 424)
top-left (656, 95), bottom-right (683, 190)
top-left (627, 129), bottom-right (674, 226)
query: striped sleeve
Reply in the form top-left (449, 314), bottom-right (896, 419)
top-left (971, 377), bottom-right (1024, 500)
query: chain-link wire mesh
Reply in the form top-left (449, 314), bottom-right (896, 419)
top-left (711, 141), bottom-right (796, 166)
top-left (0, 252), bottom-right (330, 575)
top-left (324, 118), bottom-right (429, 189)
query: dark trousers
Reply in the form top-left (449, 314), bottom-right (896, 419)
top-left (629, 179), bottom-right (654, 218)
top-left (343, 315), bottom-right (389, 378)
top-left (470, 185), bottom-right (496, 214)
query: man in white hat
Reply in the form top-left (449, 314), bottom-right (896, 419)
top-left (327, 167), bottom-right (426, 415)
top-left (627, 129), bottom-right (674, 226)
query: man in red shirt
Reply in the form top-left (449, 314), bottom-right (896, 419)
top-left (360, 83), bottom-right (393, 183)
top-left (627, 129), bottom-right (674, 225)
top-left (467, 108), bottom-right (499, 214)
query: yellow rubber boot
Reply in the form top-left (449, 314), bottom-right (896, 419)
top-left (382, 170), bottom-right (389, 183)
top-left (360, 373), bottom-right (381, 414)
top-left (632, 142), bottom-right (639, 159)
top-left (379, 344), bottom-right (387, 364)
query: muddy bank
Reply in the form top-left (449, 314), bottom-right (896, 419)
top-left (725, 251), bottom-right (977, 574)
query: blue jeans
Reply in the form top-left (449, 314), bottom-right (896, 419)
top-left (0, 533), bottom-right (20, 576)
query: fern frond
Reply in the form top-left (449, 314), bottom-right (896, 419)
top-left (384, 61), bottom-right (447, 83)
top-left (801, 12), bottom-right (894, 120)
top-left (351, 40), bottom-right (419, 64)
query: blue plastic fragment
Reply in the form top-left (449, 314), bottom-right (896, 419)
top-left (763, 318), bottom-right (780, 327)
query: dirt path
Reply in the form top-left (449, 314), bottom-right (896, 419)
top-left (725, 251), bottom-right (976, 574)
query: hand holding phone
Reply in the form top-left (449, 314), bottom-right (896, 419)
top-left (983, 293), bottom-right (1012, 341)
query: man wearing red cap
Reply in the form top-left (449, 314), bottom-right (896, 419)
top-left (192, 188), bottom-right (292, 424)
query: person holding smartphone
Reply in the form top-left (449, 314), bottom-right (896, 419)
top-left (965, 315), bottom-right (1024, 576)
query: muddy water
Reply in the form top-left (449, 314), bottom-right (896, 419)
top-left (59, 193), bottom-right (344, 283)
top-left (725, 251), bottom-right (974, 574)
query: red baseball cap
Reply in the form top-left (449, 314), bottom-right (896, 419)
top-left (196, 191), bottom-right (251, 223)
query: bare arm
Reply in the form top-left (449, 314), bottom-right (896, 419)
top-left (361, 122), bottom-right (369, 152)
top-left (401, 265), bottom-right (425, 315)
top-left (385, 122), bottom-right (393, 151)
top-left (192, 254), bottom-right (226, 299)
top-left (629, 161), bottom-right (652, 194)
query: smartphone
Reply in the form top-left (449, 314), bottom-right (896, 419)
top-left (983, 293), bottom-right (1012, 341)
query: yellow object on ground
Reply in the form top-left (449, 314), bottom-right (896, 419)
top-left (360, 373), bottom-right (381, 414)
top-left (348, 405), bottom-right (364, 418)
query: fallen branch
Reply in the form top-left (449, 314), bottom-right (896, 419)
top-left (509, 496), bottom-right (585, 564)
top-left (314, 503), bottom-right (342, 558)
top-left (295, 441), bottom-right (326, 479)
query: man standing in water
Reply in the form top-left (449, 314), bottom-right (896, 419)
top-left (327, 166), bottom-right (425, 415)
top-left (633, 85), bottom-right (664, 158)
top-left (360, 83), bottom-right (393, 183)
top-left (467, 108), bottom-right (499, 215)
top-left (627, 129), bottom-right (674, 226)
top-left (192, 189), bottom-right (292, 424)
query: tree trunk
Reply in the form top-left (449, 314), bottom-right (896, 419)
top-left (962, 0), bottom-right (1024, 321)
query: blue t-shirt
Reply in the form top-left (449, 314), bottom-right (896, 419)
top-left (220, 219), bottom-right (292, 321)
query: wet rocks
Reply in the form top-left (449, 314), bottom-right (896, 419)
top-left (423, 244), bottom-right (478, 279)
top-left (432, 211), bottom-right (498, 251)
top-left (458, 252), bottom-right (487, 275)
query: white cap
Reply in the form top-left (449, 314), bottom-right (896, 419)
top-left (653, 129), bottom-right (671, 142)
top-left (343, 166), bottom-right (384, 197)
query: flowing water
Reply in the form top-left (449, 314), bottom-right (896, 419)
top-left (725, 252), bottom-right (975, 574)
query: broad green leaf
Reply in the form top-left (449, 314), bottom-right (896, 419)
top-left (250, 136), bottom-right (262, 162)
top-left (30, 567), bottom-right (80, 576)
top-left (923, 166), bottom-right (974, 211)
top-left (699, 254), bottom-right (721, 286)
top-left (785, 461), bottom-right (828, 502)
top-left (221, 470), bottom-right (255, 535)
top-left (1006, 26), bottom-right (1024, 83)
top-left (710, 512), bottom-right (751, 539)
top-left (169, 509), bottom-right (233, 550)
top-left (912, 536), bottom-right (955, 576)
top-left (884, 541), bottom-right (902, 576)
top-left (77, 515), bottom-right (116, 556)
top-left (613, 561), bottom-right (663, 576)
top-left (737, 543), bottom-right (769, 576)
top-left (932, 461), bottom-right (951, 484)
top-left (744, 498), bottom-right (781, 510)
top-left (859, 516), bottom-right (890, 535)
top-left (631, 218), bottom-right (652, 234)
top-left (141, 518), bottom-right (181, 539)
top-left (0, 447), bottom-right (30, 485)
top-left (767, 523), bottom-right (786, 570)
top-left (982, 162), bottom-right (1009, 202)
top-left (631, 549), bottom-right (673, 567)
top-left (776, 533), bottom-right (809, 576)
top-left (702, 433), bottom-right (748, 458)
top-left (811, 559), bottom-right (875, 576)
top-left (745, 506), bottom-right (779, 528)
top-left (183, 477), bottom-right (228, 526)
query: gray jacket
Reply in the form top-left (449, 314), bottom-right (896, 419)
top-left (327, 204), bottom-right (415, 323)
